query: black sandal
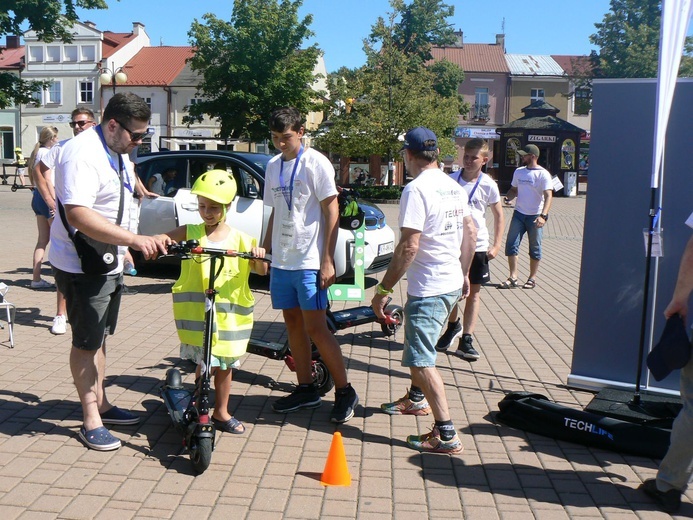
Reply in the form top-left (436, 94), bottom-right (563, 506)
top-left (522, 279), bottom-right (536, 289)
top-left (212, 416), bottom-right (245, 434)
top-left (497, 277), bottom-right (519, 289)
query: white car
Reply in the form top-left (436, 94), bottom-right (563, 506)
top-left (135, 150), bottom-right (395, 279)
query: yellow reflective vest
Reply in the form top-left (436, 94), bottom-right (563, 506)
top-left (172, 224), bottom-right (256, 359)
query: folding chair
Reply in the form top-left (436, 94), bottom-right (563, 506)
top-left (0, 282), bottom-right (16, 348)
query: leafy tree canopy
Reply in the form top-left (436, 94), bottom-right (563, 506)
top-left (315, 0), bottom-right (465, 164)
top-left (590, 0), bottom-right (693, 78)
top-left (185, 0), bottom-right (322, 142)
top-left (0, 0), bottom-right (108, 108)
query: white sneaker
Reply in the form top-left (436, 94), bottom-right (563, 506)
top-left (31, 279), bottom-right (54, 289)
top-left (51, 314), bottom-right (67, 335)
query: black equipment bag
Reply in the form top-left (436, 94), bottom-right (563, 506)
top-left (496, 391), bottom-right (672, 459)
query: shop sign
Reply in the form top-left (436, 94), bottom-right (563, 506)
top-left (455, 127), bottom-right (499, 139)
top-left (528, 135), bottom-right (556, 143)
top-left (505, 137), bottom-right (522, 167)
top-left (42, 114), bottom-right (71, 123)
top-left (561, 139), bottom-right (576, 170)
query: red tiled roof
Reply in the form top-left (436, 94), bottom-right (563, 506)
top-left (119, 46), bottom-right (195, 86)
top-left (102, 31), bottom-right (136, 59)
top-left (431, 44), bottom-right (509, 73)
top-left (0, 46), bottom-right (24, 70)
top-left (551, 55), bottom-right (593, 76)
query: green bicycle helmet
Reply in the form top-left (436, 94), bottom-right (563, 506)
top-left (191, 169), bottom-right (237, 204)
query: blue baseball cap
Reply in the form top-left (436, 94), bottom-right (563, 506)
top-left (401, 127), bottom-right (438, 152)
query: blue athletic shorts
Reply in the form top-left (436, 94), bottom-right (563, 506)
top-left (270, 268), bottom-right (328, 311)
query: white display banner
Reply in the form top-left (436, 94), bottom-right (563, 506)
top-left (651, 0), bottom-right (693, 188)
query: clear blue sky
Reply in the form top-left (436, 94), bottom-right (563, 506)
top-left (75, 0), bottom-right (615, 72)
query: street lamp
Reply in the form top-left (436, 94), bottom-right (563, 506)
top-left (99, 63), bottom-right (128, 94)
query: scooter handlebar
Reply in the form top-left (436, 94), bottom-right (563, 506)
top-left (166, 239), bottom-right (271, 263)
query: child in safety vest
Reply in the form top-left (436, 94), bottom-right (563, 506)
top-left (156, 169), bottom-right (268, 434)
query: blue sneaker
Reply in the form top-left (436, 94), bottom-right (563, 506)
top-left (79, 426), bottom-right (121, 451)
top-left (100, 406), bottom-right (140, 425)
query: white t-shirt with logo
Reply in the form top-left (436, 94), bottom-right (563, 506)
top-left (49, 127), bottom-right (134, 274)
top-left (511, 166), bottom-right (553, 215)
top-left (400, 168), bottom-right (471, 297)
top-left (451, 171), bottom-right (500, 252)
top-left (263, 147), bottom-right (338, 271)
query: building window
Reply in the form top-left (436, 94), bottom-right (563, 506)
top-left (530, 88), bottom-right (545, 102)
top-left (79, 81), bottom-right (94, 104)
top-left (46, 81), bottom-right (61, 105)
top-left (64, 46), bottom-right (78, 62)
top-left (80, 45), bottom-right (96, 62)
top-left (190, 98), bottom-right (203, 105)
top-left (1, 127), bottom-right (15, 160)
top-left (574, 88), bottom-right (591, 115)
top-left (46, 46), bottom-right (61, 62)
top-left (472, 88), bottom-right (490, 121)
top-left (28, 46), bottom-right (44, 62)
top-left (29, 89), bottom-right (42, 106)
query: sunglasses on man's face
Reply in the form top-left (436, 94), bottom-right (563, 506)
top-left (116, 120), bottom-right (148, 142)
top-left (69, 120), bottom-right (94, 128)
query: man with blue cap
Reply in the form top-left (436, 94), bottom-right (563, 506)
top-left (372, 126), bottom-right (476, 453)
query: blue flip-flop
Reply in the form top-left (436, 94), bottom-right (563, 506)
top-left (79, 426), bottom-right (121, 451)
top-left (212, 416), bottom-right (246, 434)
top-left (100, 406), bottom-right (140, 425)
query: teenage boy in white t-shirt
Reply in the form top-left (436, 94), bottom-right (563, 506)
top-left (435, 139), bottom-right (504, 361)
top-left (262, 107), bottom-right (358, 424)
top-left (498, 144), bottom-right (553, 290)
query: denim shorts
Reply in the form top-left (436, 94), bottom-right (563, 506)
top-left (402, 289), bottom-right (462, 368)
top-left (505, 210), bottom-right (543, 260)
top-left (31, 189), bottom-right (51, 218)
top-left (270, 268), bottom-right (328, 311)
top-left (54, 268), bottom-right (123, 351)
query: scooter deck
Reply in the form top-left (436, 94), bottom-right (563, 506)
top-left (329, 305), bottom-right (380, 329)
top-left (246, 338), bottom-right (288, 360)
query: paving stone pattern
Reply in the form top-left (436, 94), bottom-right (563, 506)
top-left (0, 185), bottom-right (688, 519)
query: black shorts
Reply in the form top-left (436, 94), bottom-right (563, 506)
top-left (54, 269), bottom-right (123, 351)
top-left (469, 251), bottom-right (490, 285)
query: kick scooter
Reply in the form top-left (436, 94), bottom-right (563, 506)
top-left (159, 239), bottom-right (269, 474)
top-left (246, 208), bottom-right (403, 394)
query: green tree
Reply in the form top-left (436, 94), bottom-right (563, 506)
top-left (315, 0), bottom-right (464, 172)
top-left (590, 0), bottom-right (693, 78)
top-left (185, 0), bottom-right (322, 142)
top-left (0, 0), bottom-right (108, 109)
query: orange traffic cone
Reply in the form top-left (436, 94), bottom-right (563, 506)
top-left (320, 432), bottom-right (351, 486)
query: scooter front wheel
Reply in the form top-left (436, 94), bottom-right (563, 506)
top-left (381, 305), bottom-right (404, 336)
top-left (190, 435), bottom-right (213, 474)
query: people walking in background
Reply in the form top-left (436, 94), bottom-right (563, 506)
top-left (639, 210), bottom-right (693, 513)
top-left (27, 126), bottom-right (59, 290)
top-left (372, 127), bottom-right (476, 453)
top-left (498, 144), bottom-right (552, 290)
top-left (436, 139), bottom-right (504, 361)
top-left (262, 107), bottom-right (359, 424)
top-left (38, 109), bottom-right (96, 334)
top-left (50, 93), bottom-right (169, 451)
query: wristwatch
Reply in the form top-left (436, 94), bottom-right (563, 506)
top-left (376, 283), bottom-right (394, 295)
top-left (540, 213), bottom-right (549, 221)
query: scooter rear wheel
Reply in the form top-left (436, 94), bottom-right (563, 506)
top-left (313, 359), bottom-right (335, 396)
top-left (190, 435), bottom-right (213, 474)
top-left (165, 368), bottom-right (182, 389)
